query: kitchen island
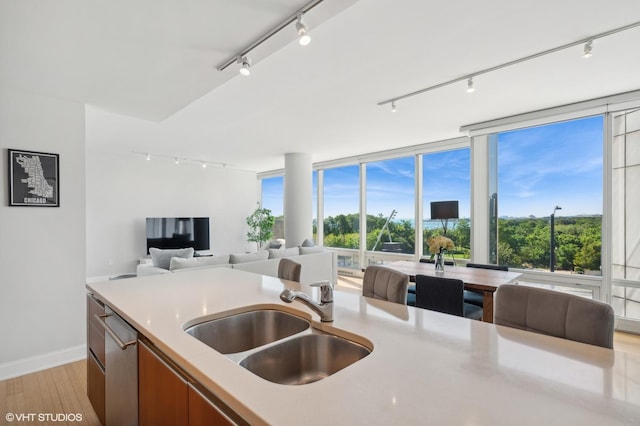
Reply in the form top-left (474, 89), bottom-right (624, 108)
top-left (87, 267), bottom-right (640, 425)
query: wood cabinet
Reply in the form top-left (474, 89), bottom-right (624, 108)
top-left (86, 294), bottom-right (106, 425)
top-left (188, 385), bottom-right (235, 426)
top-left (138, 340), bottom-right (188, 425)
top-left (138, 339), bottom-right (238, 426)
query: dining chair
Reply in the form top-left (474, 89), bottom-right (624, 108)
top-left (414, 275), bottom-right (483, 320)
top-left (494, 284), bottom-right (614, 348)
top-left (464, 263), bottom-right (509, 307)
top-left (278, 258), bottom-right (301, 282)
top-left (362, 265), bottom-right (409, 305)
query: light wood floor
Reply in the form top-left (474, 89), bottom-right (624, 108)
top-left (0, 359), bottom-right (100, 426)
top-left (2, 279), bottom-right (639, 426)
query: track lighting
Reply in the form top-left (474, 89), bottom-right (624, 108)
top-left (238, 56), bottom-right (251, 76)
top-left (583, 40), bottom-right (593, 58)
top-left (174, 157), bottom-right (180, 165)
top-left (466, 77), bottom-right (475, 93)
top-left (145, 153), bottom-right (151, 161)
top-left (296, 13), bottom-right (311, 46)
top-left (378, 21), bottom-right (640, 109)
top-left (391, 102), bottom-right (397, 113)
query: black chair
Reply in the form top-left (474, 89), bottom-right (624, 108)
top-left (415, 275), bottom-right (483, 320)
top-left (464, 263), bottom-right (509, 307)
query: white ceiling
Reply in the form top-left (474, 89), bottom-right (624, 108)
top-left (3, 0), bottom-right (640, 172)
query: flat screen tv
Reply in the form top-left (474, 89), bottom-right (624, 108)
top-left (146, 217), bottom-right (210, 254)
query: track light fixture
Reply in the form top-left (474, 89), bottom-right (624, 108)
top-left (391, 102), bottom-right (397, 112)
top-left (466, 77), bottom-right (475, 93)
top-left (238, 56), bottom-right (251, 76)
top-left (216, 0), bottom-right (325, 73)
top-left (296, 13), bottom-right (311, 46)
top-left (583, 40), bottom-right (593, 58)
top-left (377, 20), bottom-right (640, 109)
top-left (136, 152), bottom-right (230, 169)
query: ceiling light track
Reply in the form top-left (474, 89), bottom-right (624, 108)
top-left (378, 20), bottom-right (640, 108)
top-left (217, 0), bottom-right (324, 72)
top-left (135, 152), bottom-right (228, 169)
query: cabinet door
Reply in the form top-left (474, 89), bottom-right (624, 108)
top-left (188, 385), bottom-right (235, 426)
top-left (86, 295), bottom-right (105, 425)
top-left (87, 353), bottom-right (105, 425)
top-left (138, 340), bottom-right (188, 426)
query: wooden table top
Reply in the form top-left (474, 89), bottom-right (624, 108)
top-left (384, 260), bottom-right (522, 292)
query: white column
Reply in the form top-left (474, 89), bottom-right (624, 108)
top-left (284, 153), bottom-right (312, 248)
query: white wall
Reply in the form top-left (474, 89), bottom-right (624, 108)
top-left (0, 88), bottom-right (86, 379)
top-left (86, 150), bottom-right (259, 277)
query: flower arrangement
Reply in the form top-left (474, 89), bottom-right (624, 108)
top-left (427, 235), bottom-right (454, 254)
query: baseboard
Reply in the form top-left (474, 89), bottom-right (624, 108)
top-left (0, 344), bottom-right (86, 381)
top-left (616, 317), bottom-right (640, 335)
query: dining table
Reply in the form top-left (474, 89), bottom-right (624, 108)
top-left (383, 260), bottom-right (522, 323)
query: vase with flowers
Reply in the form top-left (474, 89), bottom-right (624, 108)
top-left (427, 235), bottom-right (454, 273)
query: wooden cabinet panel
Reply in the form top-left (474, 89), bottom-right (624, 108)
top-left (87, 353), bottom-right (105, 425)
top-left (188, 385), bottom-right (235, 426)
top-left (138, 340), bottom-right (189, 426)
top-left (86, 294), bottom-right (105, 425)
top-left (87, 295), bottom-right (105, 366)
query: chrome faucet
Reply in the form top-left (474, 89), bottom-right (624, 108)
top-left (280, 281), bottom-right (334, 322)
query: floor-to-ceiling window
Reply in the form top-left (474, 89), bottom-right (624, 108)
top-left (261, 175), bottom-right (284, 240)
top-left (365, 157), bottom-right (415, 255)
top-left (488, 116), bottom-right (604, 274)
top-left (422, 149), bottom-right (471, 262)
top-left (611, 108), bottom-right (640, 323)
top-left (323, 165), bottom-right (360, 271)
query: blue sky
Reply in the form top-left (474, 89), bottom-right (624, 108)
top-left (262, 115), bottom-right (603, 219)
top-left (497, 115), bottom-right (603, 217)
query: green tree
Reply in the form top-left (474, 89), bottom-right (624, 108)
top-left (246, 204), bottom-right (274, 249)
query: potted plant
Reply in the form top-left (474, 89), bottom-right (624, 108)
top-left (246, 203), bottom-right (275, 250)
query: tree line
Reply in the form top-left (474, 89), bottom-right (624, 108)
top-left (318, 213), bottom-right (601, 272)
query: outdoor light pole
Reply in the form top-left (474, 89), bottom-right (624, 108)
top-left (550, 205), bottom-right (562, 272)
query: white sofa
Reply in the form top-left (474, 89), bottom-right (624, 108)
top-left (136, 248), bottom-right (337, 286)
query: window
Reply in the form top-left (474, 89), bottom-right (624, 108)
top-left (261, 176), bottom-right (284, 239)
top-left (489, 116), bottom-right (604, 272)
top-left (611, 109), bottom-right (640, 320)
top-left (422, 149), bottom-right (471, 261)
top-left (323, 165), bottom-right (360, 250)
top-left (366, 157), bottom-right (415, 254)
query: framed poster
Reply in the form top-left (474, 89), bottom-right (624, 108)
top-left (8, 149), bottom-right (60, 207)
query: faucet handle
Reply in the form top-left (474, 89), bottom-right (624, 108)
top-left (310, 280), bottom-right (333, 303)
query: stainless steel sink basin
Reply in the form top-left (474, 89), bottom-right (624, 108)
top-left (239, 333), bottom-right (371, 385)
top-left (185, 310), bottom-right (310, 354)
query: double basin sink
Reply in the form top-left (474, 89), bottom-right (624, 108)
top-left (185, 309), bottom-right (371, 385)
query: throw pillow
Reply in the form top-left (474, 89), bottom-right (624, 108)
top-left (150, 247), bottom-right (194, 270)
top-left (268, 247), bottom-right (300, 259)
top-left (299, 246), bottom-right (324, 255)
top-left (169, 255), bottom-right (230, 271)
top-left (229, 251), bottom-right (269, 264)
top-left (301, 238), bottom-right (315, 247)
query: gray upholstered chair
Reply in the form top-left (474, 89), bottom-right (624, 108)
top-left (415, 275), bottom-right (483, 320)
top-left (464, 263), bottom-right (509, 307)
top-left (278, 258), bottom-right (301, 282)
top-left (494, 284), bottom-right (614, 349)
top-left (362, 265), bottom-right (409, 305)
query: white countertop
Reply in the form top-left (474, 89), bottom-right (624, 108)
top-left (87, 267), bottom-right (640, 425)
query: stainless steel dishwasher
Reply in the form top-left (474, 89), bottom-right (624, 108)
top-left (96, 306), bottom-right (138, 425)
